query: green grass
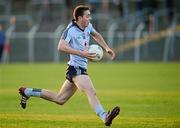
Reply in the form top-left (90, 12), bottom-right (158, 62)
top-left (0, 62), bottom-right (180, 128)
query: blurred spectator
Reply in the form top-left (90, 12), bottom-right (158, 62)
top-left (87, 0), bottom-right (109, 14)
top-left (113, 0), bottom-right (124, 17)
top-left (148, 14), bottom-right (155, 33)
top-left (146, 0), bottom-right (159, 15)
top-left (135, 0), bottom-right (143, 12)
top-left (86, 0), bottom-right (99, 14)
top-left (0, 24), bottom-right (5, 62)
top-left (65, 0), bottom-right (86, 21)
top-left (102, 0), bottom-right (109, 13)
top-left (137, 0), bottom-right (157, 33)
top-left (10, 16), bottom-right (16, 27)
top-left (40, 0), bottom-right (52, 23)
top-left (166, 0), bottom-right (174, 20)
top-left (3, 16), bottom-right (16, 63)
top-left (65, 0), bottom-right (75, 20)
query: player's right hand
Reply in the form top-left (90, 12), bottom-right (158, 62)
top-left (80, 50), bottom-right (96, 60)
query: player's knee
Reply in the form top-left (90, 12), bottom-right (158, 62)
top-left (55, 100), bottom-right (65, 105)
top-left (86, 88), bottom-right (96, 96)
top-left (56, 101), bottom-right (65, 105)
top-left (54, 97), bottom-right (66, 105)
top-left (92, 89), bottom-right (96, 96)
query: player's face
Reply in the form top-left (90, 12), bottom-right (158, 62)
top-left (81, 10), bottom-right (91, 27)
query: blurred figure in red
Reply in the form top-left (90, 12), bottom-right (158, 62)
top-left (3, 16), bottom-right (16, 63)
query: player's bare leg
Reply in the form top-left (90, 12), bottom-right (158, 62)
top-left (73, 75), bottom-right (107, 121)
top-left (41, 80), bottom-right (77, 105)
top-left (73, 75), bottom-right (100, 110)
top-left (19, 80), bottom-right (77, 108)
top-left (73, 75), bottom-right (120, 126)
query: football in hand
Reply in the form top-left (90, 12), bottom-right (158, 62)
top-left (88, 44), bottom-right (103, 61)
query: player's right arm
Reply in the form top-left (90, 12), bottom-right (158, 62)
top-left (57, 39), bottom-right (95, 59)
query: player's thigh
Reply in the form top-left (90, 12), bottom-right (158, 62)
top-left (57, 80), bottom-right (77, 99)
top-left (73, 75), bottom-right (96, 93)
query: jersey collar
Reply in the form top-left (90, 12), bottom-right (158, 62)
top-left (72, 19), bottom-right (85, 32)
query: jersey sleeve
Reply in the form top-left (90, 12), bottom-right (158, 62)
top-left (89, 23), bottom-right (96, 35)
top-left (61, 28), bottom-right (72, 43)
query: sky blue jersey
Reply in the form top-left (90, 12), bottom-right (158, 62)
top-left (61, 20), bottom-right (96, 69)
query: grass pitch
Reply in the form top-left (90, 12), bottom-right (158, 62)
top-left (0, 62), bottom-right (180, 128)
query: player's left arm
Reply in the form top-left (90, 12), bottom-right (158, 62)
top-left (91, 31), bottom-right (115, 60)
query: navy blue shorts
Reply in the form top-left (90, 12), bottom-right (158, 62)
top-left (66, 65), bottom-right (88, 83)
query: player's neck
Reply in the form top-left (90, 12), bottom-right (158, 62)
top-left (76, 21), bottom-right (85, 30)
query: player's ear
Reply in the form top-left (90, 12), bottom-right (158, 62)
top-left (78, 16), bottom-right (82, 21)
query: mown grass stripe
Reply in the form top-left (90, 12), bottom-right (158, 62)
top-left (0, 88), bottom-right (180, 97)
top-left (1, 113), bottom-right (180, 122)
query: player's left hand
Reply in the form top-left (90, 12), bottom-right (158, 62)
top-left (106, 48), bottom-right (115, 60)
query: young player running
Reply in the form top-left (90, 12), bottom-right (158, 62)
top-left (19, 5), bottom-right (120, 126)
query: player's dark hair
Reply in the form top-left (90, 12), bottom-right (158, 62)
top-left (73, 5), bottom-right (90, 21)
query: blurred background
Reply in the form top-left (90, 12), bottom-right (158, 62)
top-left (0, 0), bottom-right (180, 63)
